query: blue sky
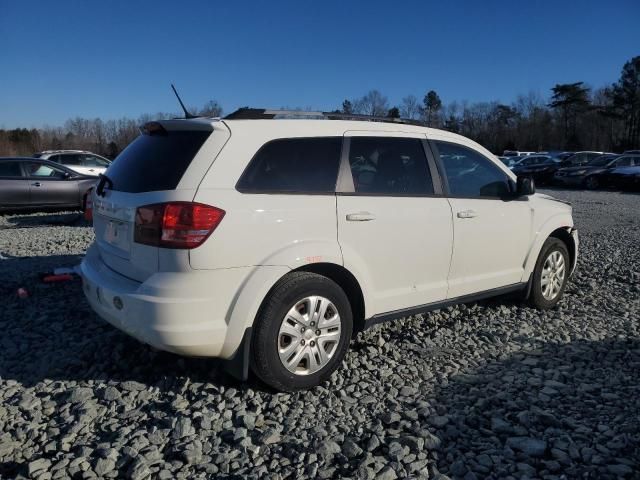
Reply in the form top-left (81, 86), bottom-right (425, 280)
top-left (1, 0), bottom-right (638, 128)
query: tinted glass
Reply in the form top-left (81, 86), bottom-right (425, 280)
top-left (0, 161), bottom-right (23, 177)
top-left (58, 154), bottom-right (82, 166)
top-left (589, 155), bottom-right (615, 167)
top-left (615, 156), bottom-right (633, 167)
top-left (24, 162), bottom-right (67, 178)
top-left (83, 155), bottom-right (110, 167)
top-left (348, 137), bottom-right (433, 195)
top-left (107, 130), bottom-right (210, 193)
top-left (435, 141), bottom-right (511, 197)
top-left (237, 137), bottom-right (342, 193)
top-left (521, 156), bottom-right (547, 165)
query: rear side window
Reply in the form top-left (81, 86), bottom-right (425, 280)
top-left (107, 130), bottom-right (211, 193)
top-left (0, 162), bottom-right (23, 177)
top-left (435, 141), bottom-right (511, 198)
top-left (83, 155), bottom-right (110, 167)
top-left (237, 137), bottom-right (342, 193)
top-left (348, 137), bottom-right (434, 195)
top-left (59, 154), bottom-right (82, 166)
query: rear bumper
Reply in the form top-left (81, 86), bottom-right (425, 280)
top-left (80, 244), bottom-right (252, 358)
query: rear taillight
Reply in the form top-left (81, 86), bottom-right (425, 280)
top-left (134, 202), bottom-right (225, 249)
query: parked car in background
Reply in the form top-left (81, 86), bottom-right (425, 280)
top-left (503, 150), bottom-right (535, 157)
top-left (34, 150), bottom-right (111, 176)
top-left (0, 157), bottom-right (98, 211)
top-left (560, 151), bottom-right (611, 167)
top-left (553, 151), bottom-right (575, 162)
top-left (602, 166), bottom-right (640, 190)
top-left (510, 154), bottom-right (561, 185)
top-left (553, 154), bottom-right (634, 189)
top-left (80, 113), bottom-right (578, 391)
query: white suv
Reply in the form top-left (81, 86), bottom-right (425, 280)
top-left (80, 110), bottom-right (578, 391)
top-left (34, 150), bottom-right (111, 176)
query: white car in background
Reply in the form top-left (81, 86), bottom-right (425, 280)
top-left (34, 150), bottom-right (111, 176)
top-left (80, 110), bottom-right (578, 391)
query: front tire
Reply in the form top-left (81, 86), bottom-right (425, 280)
top-left (528, 238), bottom-right (570, 310)
top-left (250, 272), bottom-right (353, 391)
top-left (584, 176), bottom-right (599, 190)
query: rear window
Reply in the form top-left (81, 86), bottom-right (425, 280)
top-left (237, 137), bottom-right (342, 193)
top-left (107, 129), bottom-right (211, 193)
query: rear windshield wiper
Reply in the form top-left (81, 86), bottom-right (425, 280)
top-left (96, 174), bottom-right (114, 197)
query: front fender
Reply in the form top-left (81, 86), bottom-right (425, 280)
top-left (521, 212), bottom-right (574, 281)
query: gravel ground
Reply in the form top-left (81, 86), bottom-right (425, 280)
top-left (0, 189), bottom-right (639, 480)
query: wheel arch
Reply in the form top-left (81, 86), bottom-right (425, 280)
top-left (293, 262), bottom-right (366, 335)
top-left (522, 212), bottom-right (576, 280)
top-left (549, 227), bottom-right (577, 272)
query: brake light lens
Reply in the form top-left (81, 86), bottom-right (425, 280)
top-left (134, 202), bottom-right (225, 249)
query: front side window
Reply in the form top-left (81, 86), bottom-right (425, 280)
top-left (347, 137), bottom-right (434, 195)
top-left (435, 141), bottom-right (511, 198)
top-left (237, 137), bottom-right (342, 193)
top-left (0, 162), bottom-right (23, 177)
top-left (614, 156), bottom-right (634, 167)
top-left (24, 162), bottom-right (67, 179)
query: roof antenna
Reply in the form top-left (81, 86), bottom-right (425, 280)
top-left (171, 83), bottom-right (197, 119)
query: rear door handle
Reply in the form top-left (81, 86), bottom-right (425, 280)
top-left (457, 209), bottom-right (478, 219)
top-left (31, 182), bottom-right (41, 187)
top-left (346, 212), bottom-right (376, 222)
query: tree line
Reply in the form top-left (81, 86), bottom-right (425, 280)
top-left (1, 57), bottom-right (638, 158)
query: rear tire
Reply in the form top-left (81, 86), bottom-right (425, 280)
top-left (528, 238), bottom-right (570, 310)
top-left (250, 272), bottom-right (353, 391)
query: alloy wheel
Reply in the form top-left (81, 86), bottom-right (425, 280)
top-left (277, 296), bottom-right (342, 375)
top-left (541, 250), bottom-right (566, 300)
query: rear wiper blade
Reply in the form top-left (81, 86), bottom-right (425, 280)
top-left (96, 174), bottom-right (114, 197)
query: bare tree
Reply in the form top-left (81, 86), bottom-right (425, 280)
top-left (353, 90), bottom-right (389, 116)
top-left (400, 95), bottom-right (420, 119)
top-left (198, 100), bottom-right (223, 117)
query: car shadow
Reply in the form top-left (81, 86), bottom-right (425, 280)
top-left (356, 337), bottom-right (640, 479)
top-left (0, 254), bottom-right (254, 392)
top-left (1, 211), bottom-right (88, 229)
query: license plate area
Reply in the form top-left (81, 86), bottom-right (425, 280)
top-left (103, 220), bottom-right (130, 253)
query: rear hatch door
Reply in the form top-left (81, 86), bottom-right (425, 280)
top-left (92, 120), bottom-right (229, 282)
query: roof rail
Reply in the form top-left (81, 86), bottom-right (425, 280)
top-left (224, 108), bottom-right (426, 127)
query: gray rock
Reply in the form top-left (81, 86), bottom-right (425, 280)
top-left (506, 437), bottom-right (547, 457)
top-left (94, 458), bottom-right (115, 476)
top-left (343, 438), bottom-right (364, 458)
top-left (28, 458), bottom-right (52, 476)
top-left (375, 466), bottom-right (398, 480)
top-left (317, 440), bottom-right (341, 457)
top-left (69, 387), bottom-right (93, 403)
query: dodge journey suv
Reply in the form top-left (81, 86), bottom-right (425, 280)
top-left (80, 109), bottom-right (578, 391)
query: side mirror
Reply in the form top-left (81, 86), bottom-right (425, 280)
top-left (516, 176), bottom-right (536, 196)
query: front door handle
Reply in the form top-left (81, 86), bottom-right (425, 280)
top-left (457, 209), bottom-right (478, 219)
top-left (31, 182), bottom-right (41, 187)
top-left (346, 212), bottom-right (376, 222)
